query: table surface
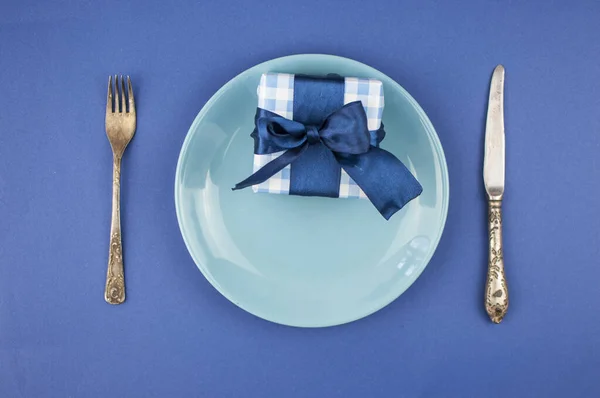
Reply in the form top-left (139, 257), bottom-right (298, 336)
top-left (1, 1), bottom-right (599, 397)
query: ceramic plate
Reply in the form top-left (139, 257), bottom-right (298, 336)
top-left (175, 54), bottom-right (449, 327)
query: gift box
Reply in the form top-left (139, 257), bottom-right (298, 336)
top-left (252, 73), bottom-right (385, 198)
top-left (234, 73), bottom-right (423, 219)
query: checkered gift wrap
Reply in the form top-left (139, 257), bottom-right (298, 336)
top-left (252, 73), bottom-right (385, 198)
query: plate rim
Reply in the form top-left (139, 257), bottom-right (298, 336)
top-left (175, 53), bottom-right (450, 327)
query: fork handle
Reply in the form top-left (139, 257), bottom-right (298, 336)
top-left (105, 155), bottom-right (125, 304)
top-left (485, 199), bottom-right (508, 323)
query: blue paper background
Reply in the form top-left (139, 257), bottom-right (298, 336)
top-left (1, 1), bottom-right (599, 397)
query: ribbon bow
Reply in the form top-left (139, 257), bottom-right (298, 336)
top-left (234, 101), bottom-right (372, 189)
top-left (234, 101), bottom-right (422, 220)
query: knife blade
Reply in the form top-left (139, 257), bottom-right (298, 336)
top-left (484, 65), bottom-right (508, 324)
top-left (484, 65), bottom-right (505, 200)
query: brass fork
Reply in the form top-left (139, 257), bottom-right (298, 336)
top-left (105, 75), bottom-right (136, 304)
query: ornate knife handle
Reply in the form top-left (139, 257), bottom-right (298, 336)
top-left (485, 200), bottom-right (508, 323)
top-left (105, 156), bottom-right (125, 304)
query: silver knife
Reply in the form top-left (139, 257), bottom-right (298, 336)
top-left (483, 65), bottom-right (508, 323)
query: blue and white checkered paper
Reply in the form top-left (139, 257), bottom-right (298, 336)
top-left (252, 73), bottom-right (384, 199)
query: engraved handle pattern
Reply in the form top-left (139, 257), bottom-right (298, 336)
top-left (485, 200), bottom-right (508, 323)
top-left (105, 157), bottom-right (125, 304)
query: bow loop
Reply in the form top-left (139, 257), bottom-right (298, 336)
top-left (319, 101), bottom-right (371, 155)
top-left (255, 115), bottom-right (307, 153)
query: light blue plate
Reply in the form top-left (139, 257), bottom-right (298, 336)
top-left (175, 54), bottom-right (449, 327)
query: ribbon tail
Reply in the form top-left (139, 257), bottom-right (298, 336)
top-left (337, 148), bottom-right (423, 220)
top-left (233, 144), bottom-right (307, 190)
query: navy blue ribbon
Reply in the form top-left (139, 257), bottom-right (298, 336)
top-left (233, 76), bottom-right (422, 219)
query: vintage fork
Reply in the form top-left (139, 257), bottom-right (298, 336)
top-left (105, 75), bottom-right (136, 304)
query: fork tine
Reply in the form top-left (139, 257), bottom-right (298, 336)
top-left (120, 75), bottom-right (126, 113)
top-left (114, 75), bottom-right (119, 111)
top-left (107, 76), bottom-right (113, 113)
top-left (127, 76), bottom-right (135, 113)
